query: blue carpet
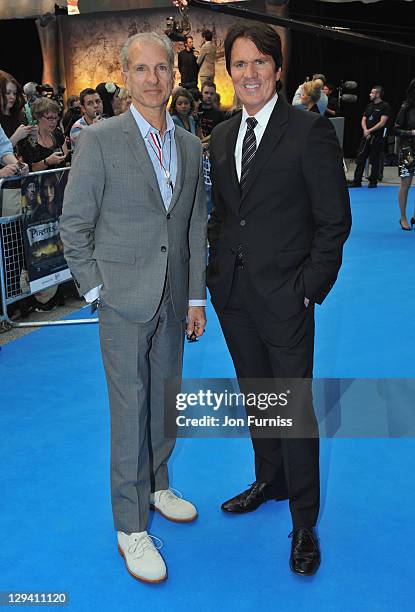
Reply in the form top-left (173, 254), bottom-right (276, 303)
top-left (1, 185), bottom-right (414, 611)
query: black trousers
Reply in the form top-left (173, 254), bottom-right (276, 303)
top-left (353, 136), bottom-right (384, 185)
top-left (214, 265), bottom-right (320, 529)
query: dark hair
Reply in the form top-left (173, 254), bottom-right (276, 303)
top-left (80, 88), bottom-right (99, 107)
top-left (224, 23), bottom-right (282, 76)
top-left (170, 87), bottom-right (195, 115)
top-left (201, 80), bottom-right (217, 93)
top-left (202, 29), bottom-right (213, 42)
top-left (66, 95), bottom-right (80, 110)
top-left (0, 70), bottom-right (25, 117)
top-left (372, 85), bottom-right (384, 98)
top-left (312, 73), bottom-right (326, 85)
top-left (95, 82), bottom-right (120, 117)
top-left (406, 78), bottom-right (415, 105)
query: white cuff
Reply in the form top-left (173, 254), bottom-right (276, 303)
top-left (84, 285), bottom-right (102, 303)
top-left (189, 300), bottom-right (206, 307)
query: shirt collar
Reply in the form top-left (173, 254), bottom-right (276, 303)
top-left (241, 91), bottom-right (279, 128)
top-left (130, 103), bottom-right (175, 139)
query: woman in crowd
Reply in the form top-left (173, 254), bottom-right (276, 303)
top-left (0, 70), bottom-right (36, 149)
top-left (395, 78), bottom-right (415, 231)
top-left (0, 71), bottom-right (36, 216)
top-left (170, 87), bottom-right (202, 137)
top-left (95, 81), bottom-right (120, 117)
top-left (116, 88), bottom-right (132, 115)
top-left (18, 97), bottom-right (68, 311)
top-left (18, 97), bottom-right (68, 173)
top-left (300, 80), bottom-right (323, 114)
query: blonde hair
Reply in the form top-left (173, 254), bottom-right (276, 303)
top-left (302, 80), bottom-right (322, 105)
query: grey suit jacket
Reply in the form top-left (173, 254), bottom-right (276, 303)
top-left (60, 109), bottom-right (207, 323)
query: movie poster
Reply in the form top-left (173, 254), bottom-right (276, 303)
top-left (20, 172), bottom-right (71, 293)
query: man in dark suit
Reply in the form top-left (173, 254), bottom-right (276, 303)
top-left (207, 23), bottom-right (351, 576)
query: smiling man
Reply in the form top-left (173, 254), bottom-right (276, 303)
top-left (60, 32), bottom-right (207, 584)
top-left (207, 23), bottom-right (351, 576)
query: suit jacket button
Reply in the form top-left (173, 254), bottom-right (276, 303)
top-left (240, 220), bottom-right (246, 226)
top-left (166, 214), bottom-right (171, 219)
top-left (161, 246), bottom-right (167, 252)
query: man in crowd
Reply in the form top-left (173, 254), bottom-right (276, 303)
top-left (60, 32), bottom-right (207, 583)
top-left (178, 35), bottom-right (199, 90)
top-left (349, 85), bottom-right (391, 189)
top-left (69, 88), bottom-right (103, 150)
top-left (207, 22), bottom-right (351, 576)
top-left (199, 81), bottom-right (225, 138)
top-left (293, 73), bottom-right (328, 115)
top-left (197, 29), bottom-right (216, 87)
top-left (323, 83), bottom-right (339, 118)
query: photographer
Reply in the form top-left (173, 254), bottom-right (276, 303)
top-left (178, 35), bottom-right (199, 90)
top-left (197, 29), bottom-right (216, 87)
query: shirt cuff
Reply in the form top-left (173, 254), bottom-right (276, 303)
top-left (84, 285), bottom-right (102, 303)
top-left (189, 300), bottom-right (206, 307)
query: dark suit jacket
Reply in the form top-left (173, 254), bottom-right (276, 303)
top-left (207, 95), bottom-right (352, 321)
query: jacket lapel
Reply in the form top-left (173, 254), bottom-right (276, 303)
top-left (121, 111), bottom-right (165, 212)
top-left (168, 127), bottom-right (186, 213)
top-left (240, 96), bottom-right (289, 205)
top-left (225, 113), bottom-right (243, 204)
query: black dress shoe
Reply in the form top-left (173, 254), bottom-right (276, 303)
top-left (221, 482), bottom-right (284, 513)
top-left (289, 528), bottom-right (320, 576)
top-left (347, 181), bottom-right (361, 188)
top-left (368, 182), bottom-right (377, 188)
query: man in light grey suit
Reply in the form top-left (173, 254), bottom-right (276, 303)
top-left (60, 32), bottom-right (207, 584)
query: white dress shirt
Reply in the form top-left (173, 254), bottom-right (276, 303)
top-left (235, 91), bottom-right (279, 180)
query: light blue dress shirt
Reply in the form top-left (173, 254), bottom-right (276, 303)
top-left (0, 125), bottom-right (13, 164)
top-left (130, 103), bottom-right (177, 211)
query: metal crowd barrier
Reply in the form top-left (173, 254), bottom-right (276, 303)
top-left (0, 167), bottom-right (98, 329)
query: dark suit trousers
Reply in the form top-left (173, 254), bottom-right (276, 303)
top-left (214, 266), bottom-right (320, 529)
top-left (353, 136), bottom-right (383, 185)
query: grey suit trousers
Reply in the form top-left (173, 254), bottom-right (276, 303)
top-left (98, 277), bottom-right (185, 533)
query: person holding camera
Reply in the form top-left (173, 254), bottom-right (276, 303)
top-left (18, 97), bottom-right (68, 173)
top-left (178, 35), bottom-right (199, 90)
top-left (395, 78), bottom-right (415, 231)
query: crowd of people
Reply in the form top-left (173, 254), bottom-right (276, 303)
top-left (1, 36), bottom-right (415, 320)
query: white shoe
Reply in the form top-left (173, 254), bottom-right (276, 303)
top-left (117, 531), bottom-right (167, 583)
top-left (150, 489), bottom-right (198, 523)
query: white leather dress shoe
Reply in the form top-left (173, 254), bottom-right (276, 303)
top-left (150, 489), bottom-right (198, 523)
top-left (117, 531), bottom-right (167, 583)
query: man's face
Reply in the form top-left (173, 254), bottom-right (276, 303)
top-left (123, 40), bottom-right (174, 114)
top-left (230, 37), bottom-right (281, 116)
top-left (81, 94), bottom-right (103, 121)
top-left (323, 85), bottom-right (330, 96)
top-left (202, 86), bottom-right (216, 108)
top-left (185, 37), bottom-right (193, 51)
top-left (370, 88), bottom-right (380, 102)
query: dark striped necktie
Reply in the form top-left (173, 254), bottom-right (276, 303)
top-left (240, 116), bottom-right (258, 191)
